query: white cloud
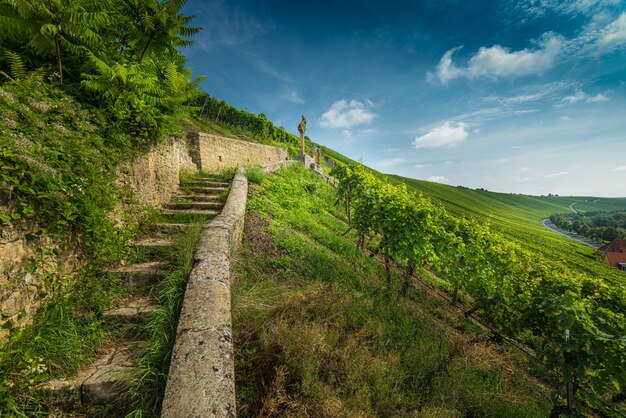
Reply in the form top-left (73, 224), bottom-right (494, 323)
top-left (426, 46), bottom-right (464, 84)
top-left (467, 34), bottom-right (563, 78)
top-left (375, 157), bottom-right (405, 169)
top-left (524, 0), bottom-right (620, 15)
top-left (515, 176), bottom-right (535, 182)
top-left (282, 90), bottom-right (304, 104)
top-left (413, 121), bottom-right (469, 149)
top-left (342, 130), bottom-right (353, 140)
top-left (544, 171), bottom-right (570, 178)
top-left (427, 176), bottom-right (450, 184)
top-left (611, 165), bottom-right (626, 172)
top-left (597, 12), bottom-right (626, 47)
top-left (429, 34), bottom-right (563, 83)
top-left (587, 93), bottom-right (609, 102)
top-left (561, 90), bottom-right (587, 104)
top-left (561, 89), bottom-right (609, 104)
top-left (319, 99), bottom-right (376, 129)
top-left (429, 12), bottom-right (626, 84)
top-left (414, 163), bottom-right (432, 168)
top-left (519, 166), bottom-right (530, 173)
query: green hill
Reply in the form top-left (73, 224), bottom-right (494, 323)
top-left (383, 175), bottom-right (626, 281)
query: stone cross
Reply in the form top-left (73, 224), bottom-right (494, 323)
top-left (297, 115), bottom-right (306, 156)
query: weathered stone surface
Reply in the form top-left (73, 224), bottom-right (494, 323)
top-left (161, 327), bottom-right (236, 418)
top-left (177, 279), bottom-right (231, 331)
top-left (152, 223), bottom-right (188, 234)
top-left (163, 202), bottom-right (223, 210)
top-left (81, 342), bottom-right (143, 405)
top-left (102, 296), bottom-right (157, 323)
top-left (132, 237), bottom-right (172, 248)
top-left (174, 194), bottom-right (222, 202)
top-left (41, 342), bottom-right (143, 408)
top-left (188, 132), bottom-right (288, 172)
top-left (159, 208), bottom-right (220, 216)
top-left (194, 228), bottom-right (231, 261)
top-left (1, 137), bottom-right (196, 337)
top-left (116, 137), bottom-right (197, 208)
top-left (187, 187), bottom-right (227, 195)
top-left (105, 261), bottom-right (169, 287)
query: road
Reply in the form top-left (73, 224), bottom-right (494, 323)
top-left (540, 219), bottom-right (604, 249)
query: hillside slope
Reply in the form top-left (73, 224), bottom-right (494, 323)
top-left (232, 165), bottom-right (553, 417)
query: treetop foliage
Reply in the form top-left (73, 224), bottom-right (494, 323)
top-left (0, 0), bottom-right (202, 142)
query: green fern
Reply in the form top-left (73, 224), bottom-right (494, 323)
top-left (3, 50), bottom-right (27, 80)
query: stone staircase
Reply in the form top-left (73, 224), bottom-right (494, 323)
top-left (41, 174), bottom-right (230, 413)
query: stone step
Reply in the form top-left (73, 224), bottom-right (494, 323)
top-left (185, 177), bottom-right (230, 187)
top-left (42, 341), bottom-right (144, 407)
top-left (152, 223), bottom-right (188, 234)
top-left (160, 209), bottom-right (220, 216)
top-left (182, 179), bottom-right (230, 187)
top-left (133, 237), bottom-right (172, 248)
top-left (163, 202), bottom-right (223, 211)
top-left (105, 261), bottom-right (170, 287)
top-left (185, 187), bottom-right (228, 195)
top-left (172, 194), bottom-right (222, 203)
top-left (103, 296), bottom-right (157, 324)
top-left (133, 237), bottom-right (173, 257)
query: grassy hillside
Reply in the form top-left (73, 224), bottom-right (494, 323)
top-left (233, 164), bottom-right (553, 417)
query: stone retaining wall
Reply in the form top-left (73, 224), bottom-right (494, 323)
top-left (0, 137), bottom-right (196, 338)
top-left (187, 132), bottom-right (289, 172)
top-left (116, 137), bottom-right (197, 208)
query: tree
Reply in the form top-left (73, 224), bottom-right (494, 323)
top-left (121, 0), bottom-right (200, 64)
top-left (0, 0), bottom-right (109, 88)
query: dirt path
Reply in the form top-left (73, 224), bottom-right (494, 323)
top-left (541, 219), bottom-right (603, 249)
top-left (569, 202), bottom-right (578, 213)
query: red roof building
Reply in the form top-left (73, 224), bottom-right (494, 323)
top-left (601, 239), bottom-right (626, 271)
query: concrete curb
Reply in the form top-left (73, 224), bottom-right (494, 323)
top-left (161, 172), bottom-right (247, 418)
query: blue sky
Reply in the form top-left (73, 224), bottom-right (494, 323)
top-left (182, 0), bottom-right (626, 197)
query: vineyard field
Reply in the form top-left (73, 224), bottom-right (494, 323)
top-left (387, 175), bottom-right (626, 282)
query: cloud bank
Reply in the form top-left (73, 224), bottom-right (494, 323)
top-left (428, 13), bottom-right (626, 84)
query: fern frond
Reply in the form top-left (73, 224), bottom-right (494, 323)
top-left (4, 50), bottom-right (27, 80)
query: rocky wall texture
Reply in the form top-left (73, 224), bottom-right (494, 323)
top-left (161, 172), bottom-right (248, 418)
top-left (0, 220), bottom-right (74, 337)
top-left (187, 132), bottom-right (288, 172)
top-left (116, 137), bottom-right (197, 208)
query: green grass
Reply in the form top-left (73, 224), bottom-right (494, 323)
top-left (232, 165), bottom-right (553, 417)
top-left (125, 223), bottom-right (203, 417)
top-left (0, 268), bottom-right (127, 415)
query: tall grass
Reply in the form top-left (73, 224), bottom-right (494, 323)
top-left (125, 224), bottom-right (203, 417)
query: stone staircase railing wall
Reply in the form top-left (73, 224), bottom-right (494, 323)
top-left (187, 132), bottom-right (289, 172)
top-left (161, 161), bottom-right (294, 417)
